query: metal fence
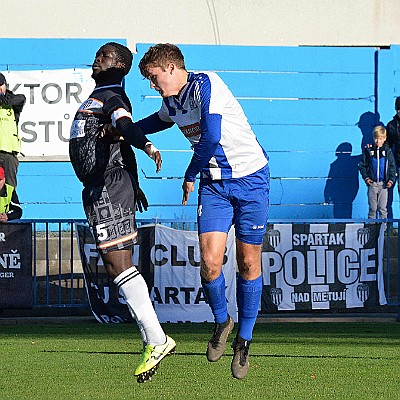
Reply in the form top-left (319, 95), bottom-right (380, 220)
top-left (28, 219), bottom-right (400, 313)
top-left (32, 219), bottom-right (87, 309)
top-left (30, 219), bottom-right (197, 309)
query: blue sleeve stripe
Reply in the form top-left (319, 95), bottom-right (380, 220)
top-left (185, 74), bottom-right (225, 181)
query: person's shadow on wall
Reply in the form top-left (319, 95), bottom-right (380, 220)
top-left (358, 112), bottom-right (381, 151)
top-left (324, 111), bottom-right (383, 219)
top-left (324, 142), bottom-right (360, 218)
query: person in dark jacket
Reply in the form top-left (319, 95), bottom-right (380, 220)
top-left (359, 126), bottom-right (396, 219)
top-left (0, 73), bottom-right (26, 188)
top-left (0, 165), bottom-right (22, 223)
top-left (386, 96), bottom-right (400, 169)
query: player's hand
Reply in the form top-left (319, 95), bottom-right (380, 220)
top-left (387, 180), bottom-right (393, 188)
top-left (0, 82), bottom-right (6, 96)
top-left (182, 180), bottom-right (195, 205)
top-left (366, 178), bottom-right (373, 186)
top-left (136, 188), bottom-right (149, 213)
top-left (145, 143), bottom-right (162, 173)
top-left (98, 123), bottom-right (124, 141)
top-left (0, 213), bottom-right (8, 223)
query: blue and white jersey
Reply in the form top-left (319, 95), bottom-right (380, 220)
top-left (158, 71), bottom-right (268, 181)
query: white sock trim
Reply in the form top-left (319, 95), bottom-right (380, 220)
top-left (113, 266), bottom-right (139, 287)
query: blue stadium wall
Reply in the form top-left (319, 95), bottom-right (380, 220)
top-left (1, 39), bottom-right (400, 221)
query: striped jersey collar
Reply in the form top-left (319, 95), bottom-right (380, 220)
top-left (93, 84), bottom-right (122, 91)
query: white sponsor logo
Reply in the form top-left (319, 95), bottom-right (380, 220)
top-left (292, 232), bottom-right (344, 246)
top-left (69, 120), bottom-right (86, 139)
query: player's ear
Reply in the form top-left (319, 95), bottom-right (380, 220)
top-left (116, 61), bottom-right (126, 70)
top-left (168, 63), bottom-right (175, 74)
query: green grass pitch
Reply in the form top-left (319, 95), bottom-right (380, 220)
top-left (0, 321), bottom-right (400, 399)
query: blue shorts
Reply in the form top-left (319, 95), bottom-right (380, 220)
top-left (197, 164), bottom-right (270, 245)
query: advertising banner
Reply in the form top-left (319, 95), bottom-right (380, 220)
top-left (76, 223), bottom-right (136, 323)
top-left (76, 222), bottom-right (388, 323)
top-left (0, 223), bottom-right (32, 308)
top-left (4, 69), bottom-right (93, 158)
top-left (152, 224), bottom-right (237, 322)
top-left (261, 223), bottom-right (387, 311)
top-left (76, 223), bottom-right (237, 323)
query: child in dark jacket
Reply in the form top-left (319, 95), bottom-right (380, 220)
top-left (359, 126), bottom-right (396, 219)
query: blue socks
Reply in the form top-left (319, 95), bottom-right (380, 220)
top-left (202, 272), bottom-right (263, 340)
top-left (237, 274), bottom-right (262, 341)
top-left (202, 272), bottom-right (228, 324)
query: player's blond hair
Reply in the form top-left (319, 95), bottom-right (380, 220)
top-left (139, 43), bottom-right (186, 78)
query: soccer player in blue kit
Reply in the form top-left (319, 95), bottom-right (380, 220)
top-left (136, 43), bottom-right (270, 379)
top-left (69, 42), bottom-right (176, 383)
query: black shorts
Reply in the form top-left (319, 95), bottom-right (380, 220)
top-left (82, 167), bottom-right (137, 254)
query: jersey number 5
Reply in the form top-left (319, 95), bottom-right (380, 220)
top-left (96, 223), bottom-right (108, 241)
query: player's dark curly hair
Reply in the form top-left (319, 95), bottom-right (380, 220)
top-left (105, 42), bottom-right (133, 76)
top-left (138, 43), bottom-right (185, 78)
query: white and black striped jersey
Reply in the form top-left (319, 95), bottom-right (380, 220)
top-left (69, 84), bottom-right (147, 187)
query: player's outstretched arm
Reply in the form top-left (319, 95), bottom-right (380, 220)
top-left (136, 112), bottom-right (174, 134)
top-left (99, 121), bottom-right (162, 173)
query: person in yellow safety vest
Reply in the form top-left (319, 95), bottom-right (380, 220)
top-left (0, 166), bottom-right (22, 223)
top-left (0, 72), bottom-right (26, 188)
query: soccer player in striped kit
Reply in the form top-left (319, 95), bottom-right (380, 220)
top-left (69, 42), bottom-right (175, 383)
